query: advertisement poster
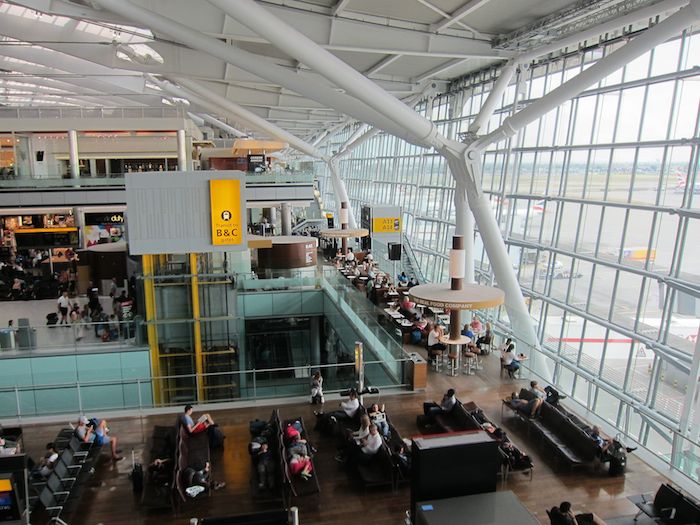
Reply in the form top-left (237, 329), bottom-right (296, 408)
top-left (84, 212), bottom-right (125, 248)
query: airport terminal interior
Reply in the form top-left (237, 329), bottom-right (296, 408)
top-left (0, 0), bottom-right (699, 524)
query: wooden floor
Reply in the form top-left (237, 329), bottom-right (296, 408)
top-left (19, 351), bottom-right (667, 525)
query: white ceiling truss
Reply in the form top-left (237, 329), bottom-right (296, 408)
top-left (0, 0), bottom-right (688, 144)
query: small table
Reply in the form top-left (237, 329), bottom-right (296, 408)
top-left (415, 491), bottom-right (539, 525)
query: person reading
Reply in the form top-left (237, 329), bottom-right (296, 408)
top-left (181, 404), bottom-right (215, 434)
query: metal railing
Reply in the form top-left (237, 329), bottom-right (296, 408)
top-left (0, 106), bottom-right (186, 120)
top-left (402, 233), bottom-right (428, 284)
top-left (0, 319), bottom-right (145, 358)
top-left (0, 172), bottom-right (315, 189)
top-left (0, 359), bottom-right (410, 420)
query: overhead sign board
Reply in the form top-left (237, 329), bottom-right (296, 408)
top-left (210, 179), bottom-right (243, 246)
top-left (372, 216), bottom-right (401, 233)
top-left (125, 170), bottom-right (246, 254)
top-left (370, 205), bottom-right (402, 242)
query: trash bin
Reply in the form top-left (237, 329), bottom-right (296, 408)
top-left (16, 318), bottom-right (36, 350)
top-left (405, 352), bottom-right (427, 391)
top-left (0, 328), bottom-right (14, 349)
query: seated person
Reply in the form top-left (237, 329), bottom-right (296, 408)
top-left (352, 414), bottom-right (371, 443)
top-left (31, 442), bottom-right (58, 479)
top-left (589, 426), bottom-right (611, 457)
top-left (315, 389), bottom-right (360, 424)
top-left (368, 403), bottom-right (390, 438)
top-left (285, 427), bottom-right (310, 457)
top-left (427, 323), bottom-right (446, 364)
top-left (476, 322), bottom-right (492, 350)
top-left (75, 415), bottom-right (123, 461)
top-left (410, 315), bottom-right (428, 344)
top-left (255, 443), bottom-right (275, 490)
top-left (461, 324), bottom-right (475, 341)
top-left (365, 250), bottom-right (374, 262)
top-left (348, 424), bottom-right (383, 464)
top-left (400, 297), bottom-right (416, 312)
top-left (470, 315), bottom-right (483, 334)
top-left (345, 248), bottom-right (356, 263)
top-left (407, 276), bottom-right (417, 288)
top-left (183, 460), bottom-right (225, 495)
top-left (507, 392), bottom-right (542, 418)
top-left (148, 457), bottom-right (172, 484)
top-left (502, 344), bottom-right (525, 378)
top-left (423, 388), bottom-right (457, 422)
top-left (394, 442), bottom-right (411, 476)
top-left (499, 337), bottom-right (514, 353)
top-left (529, 380), bottom-right (547, 400)
top-left (549, 501), bottom-right (607, 525)
top-left (181, 404), bottom-right (215, 434)
top-left (289, 453), bottom-right (313, 480)
top-left (397, 272), bottom-right (409, 285)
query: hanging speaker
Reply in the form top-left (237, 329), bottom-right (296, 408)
top-left (36, 151), bottom-right (44, 162)
top-left (388, 243), bottom-right (402, 261)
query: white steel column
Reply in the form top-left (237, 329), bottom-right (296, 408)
top-left (281, 203), bottom-right (292, 236)
top-left (176, 129), bottom-right (188, 171)
top-left (453, 181), bottom-right (474, 284)
top-left (442, 143), bottom-right (542, 369)
top-left (680, 324), bottom-right (700, 442)
top-left (198, 113), bottom-right (247, 137)
top-left (328, 160), bottom-right (357, 229)
top-left (67, 129), bottom-right (79, 179)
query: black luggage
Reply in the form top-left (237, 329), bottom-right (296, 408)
top-left (608, 445), bottom-right (626, 476)
top-left (130, 452), bottom-right (144, 493)
top-left (249, 419), bottom-right (268, 437)
top-left (46, 312), bottom-right (58, 326)
top-left (208, 424), bottom-right (226, 449)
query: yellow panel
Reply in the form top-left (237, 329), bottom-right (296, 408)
top-left (372, 217), bottom-right (401, 233)
top-left (14, 227), bottom-right (78, 234)
top-left (210, 179), bottom-right (243, 246)
top-left (0, 479), bottom-right (12, 491)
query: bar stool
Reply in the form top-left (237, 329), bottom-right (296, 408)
top-left (463, 351), bottom-right (477, 375)
top-left (431, 349), bottom-right (444, 372)
top-left (447, 352), bottom-right (459, 376)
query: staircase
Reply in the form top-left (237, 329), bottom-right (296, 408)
top-left (401, 234), bottom-right (428, 284)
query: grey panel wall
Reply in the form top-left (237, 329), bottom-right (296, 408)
top-left (125, 170), bottom-right (246, 254)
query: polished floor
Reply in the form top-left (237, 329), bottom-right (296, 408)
top-left (19, 351), bottom-right (667, 525)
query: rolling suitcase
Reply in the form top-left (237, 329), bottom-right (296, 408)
top-left (130, 450), bottom-right (144, 493)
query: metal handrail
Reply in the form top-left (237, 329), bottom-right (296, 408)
top-left (402, 233), bottom-right (429, 284)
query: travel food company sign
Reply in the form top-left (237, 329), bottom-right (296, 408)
top-left (210, 179), bottom-right (243, 246)
top-left (125, 170), bottom-right (247, 254)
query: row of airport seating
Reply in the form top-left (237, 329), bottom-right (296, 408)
top-left (417, 397), bottom-right (533, 481)
top-left (503, 388), bottom-right (599, 470)
top-left (33, 429), bottom-right (102, 524)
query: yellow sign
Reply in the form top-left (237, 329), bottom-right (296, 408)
top-left (372, 217), bottom-right (401, 233)
top-left (210, 179), bottom-right (243, 245)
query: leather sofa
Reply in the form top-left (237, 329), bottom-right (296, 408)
top-left (506, 388), bottom-right (599, 470)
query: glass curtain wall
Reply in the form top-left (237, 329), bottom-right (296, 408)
top-left (315, 27), bottom-right (700, 482)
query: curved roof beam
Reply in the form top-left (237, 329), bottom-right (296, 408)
top-left (90, 0), bottom-right (435, 147)
top-left (209, 0), bottom-right (439, 146)
top-left (149, 75), bottom-right (327, 160)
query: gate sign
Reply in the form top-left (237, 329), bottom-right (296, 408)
top-left (372, 216), bottom-right (401, 233)
top-left (210, 179), bottom-right (243, 245)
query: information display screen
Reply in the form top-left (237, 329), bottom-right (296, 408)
top-left (14, 228), bottom-right (80, 249)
